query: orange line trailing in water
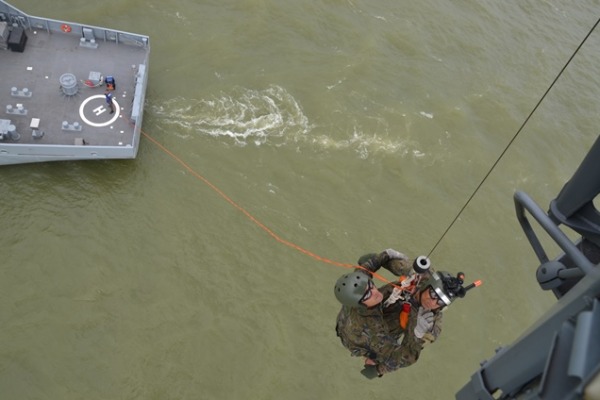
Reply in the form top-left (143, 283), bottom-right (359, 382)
top-left (141, 130), bottom-right (398, 287)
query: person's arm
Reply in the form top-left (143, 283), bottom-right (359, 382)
top-left (356, 304), bottom-right (431, 375)
top-left (360, 249), bottom-right (413, 277)
top-left (362, 329), bottom-right (422, 378)
top-left (360, 312), bottom-right (407, 364)
top-left (374, 308), bottom-right (444, 376)
top-left (359, 312), bottom-right (407, 379)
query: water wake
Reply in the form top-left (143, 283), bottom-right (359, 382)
top-left (151, 85), bottom-right (311, 146)
top-left (150, 85), bottom-right (425, 159)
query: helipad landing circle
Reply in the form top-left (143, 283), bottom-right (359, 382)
top-left (79, 94), bottom-right (120, 127)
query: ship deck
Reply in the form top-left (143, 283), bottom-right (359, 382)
top-left (0, 23), bottom-right (149, 152)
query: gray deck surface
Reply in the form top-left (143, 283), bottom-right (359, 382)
top-left (0, 27), bottom-right (148, 147)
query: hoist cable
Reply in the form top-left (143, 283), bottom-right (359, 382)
top-left (427, 16), bottom-right (600, 258)
top-left (140, 16), bottom-right (599, 289)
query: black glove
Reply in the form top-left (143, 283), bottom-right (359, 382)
top-left (360, 365), bottom-right (382, 379)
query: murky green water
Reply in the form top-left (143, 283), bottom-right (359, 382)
top-left (2, 1), bottom-right (600, 398)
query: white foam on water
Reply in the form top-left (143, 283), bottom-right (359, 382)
top-left (151, 85), bottom-right (311, 146)
top-left (151, 86), bottom-right (426, 159)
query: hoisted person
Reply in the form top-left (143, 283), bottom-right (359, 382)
top-left (334, 249), bottom-right (479, 379)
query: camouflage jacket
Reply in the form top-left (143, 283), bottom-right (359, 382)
top-left (335, 251), bottom-right (443, 375)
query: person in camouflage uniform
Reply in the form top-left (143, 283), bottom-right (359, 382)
top-left (334, 249), bottom-right (460, 379)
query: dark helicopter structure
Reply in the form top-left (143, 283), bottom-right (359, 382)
top-left (457, 135), bottom-right (600, 399)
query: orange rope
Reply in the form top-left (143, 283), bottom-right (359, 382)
top-left (141, 130), bottom-right (398, 287)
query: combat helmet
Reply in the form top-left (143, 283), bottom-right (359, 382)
top-left (334, 271), bottom-right (371, 307)
top-left (419, 270), bottom-right (467, 307)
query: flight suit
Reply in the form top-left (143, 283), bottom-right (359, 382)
top-left (335, 251), bottom-right (443, 375)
